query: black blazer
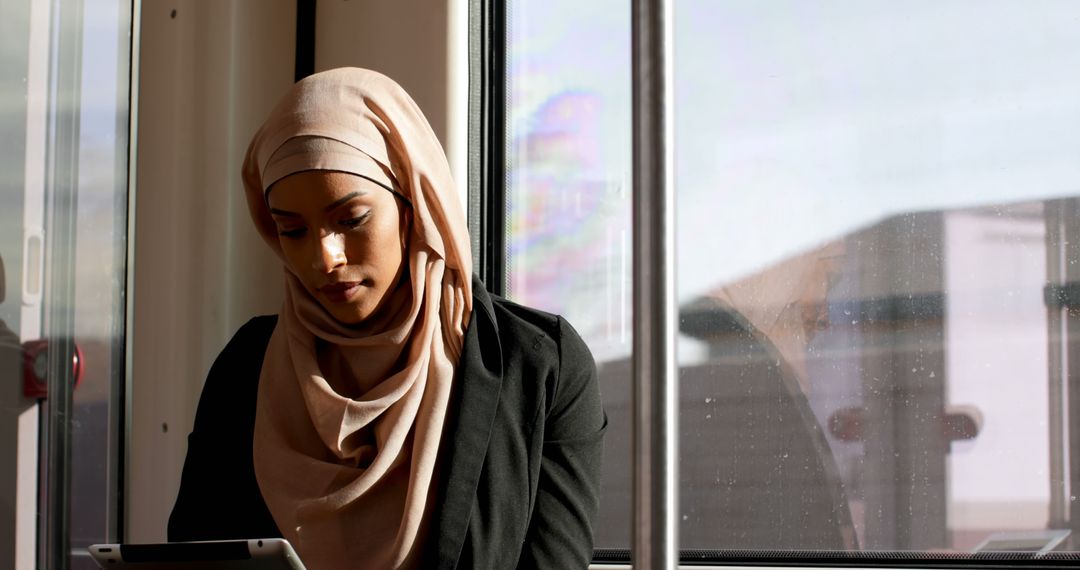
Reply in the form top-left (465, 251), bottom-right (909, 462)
top-left (168, 278), bottom-right (606, 569)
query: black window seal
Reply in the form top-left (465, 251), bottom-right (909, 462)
top-left (467, 0), bottom-right (506, 296)
top-left (595, 549), bottom-right (1080, 568)
top-left (294, 0), bottom-right (316, 83)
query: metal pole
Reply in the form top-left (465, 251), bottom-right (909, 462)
top-left (1046, 200), bottom-right (1068, 529)
top-left (632, 0), bottom-right (677, 568)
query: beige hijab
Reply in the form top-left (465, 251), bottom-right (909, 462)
top-left (240, 68), bottom-right (472, 570)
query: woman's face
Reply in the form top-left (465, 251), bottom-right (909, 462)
top-left (268, 170), bottom-right (408, 325)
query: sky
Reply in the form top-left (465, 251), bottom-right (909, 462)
top-left (509, 0), bottom-right (1080, 300)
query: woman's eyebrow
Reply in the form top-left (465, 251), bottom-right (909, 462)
top-left (323, 191), bottom-right (365, 212)
top-left (268, 191), bottom-right (367, 218)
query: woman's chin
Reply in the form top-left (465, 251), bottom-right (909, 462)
top-left (332, 306), bottom-right (371, 326)
top-left (316, 297), bottom-right (372, 326)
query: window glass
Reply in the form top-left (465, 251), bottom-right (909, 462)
top-left (1, 0), bottom-right (131, 566)
top-left (68, 0), bottom-right (131, 560)
top-left (505, 0), bottom-right (1080, 554)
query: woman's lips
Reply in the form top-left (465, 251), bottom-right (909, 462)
top-left (319, 282), bottom-right (362, 303)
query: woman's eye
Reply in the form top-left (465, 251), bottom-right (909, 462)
top-left (278, 227), bottom-right (307, 239)
top-left (340, 211), bottom-right (372, 229)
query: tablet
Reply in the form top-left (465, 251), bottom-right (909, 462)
top-left (88, 538), bottom-right (306, 569)
top-left (973, 529), bottom-right (1071, 555)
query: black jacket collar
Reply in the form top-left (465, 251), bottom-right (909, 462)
top-left (433, 276), bottom-right (504, 567)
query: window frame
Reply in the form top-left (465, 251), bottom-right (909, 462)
top-left (467, 0), bottom-right (507, 295)
top-left (471, 0), bottom-right (1080, 567)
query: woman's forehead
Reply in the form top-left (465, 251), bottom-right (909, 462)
top-left (268, 171), bottom-right (389, 210)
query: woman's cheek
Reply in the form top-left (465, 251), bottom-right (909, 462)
top-left (349, 231), bottom-right (387, 268)
top-left (280, 240), bottom-right (317, 292)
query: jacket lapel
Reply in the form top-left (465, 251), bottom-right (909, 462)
top-left (434, 277), bottom-right (503, 568)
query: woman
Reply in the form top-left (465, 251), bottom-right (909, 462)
top-left (168, 68), bottom-right (606, 569)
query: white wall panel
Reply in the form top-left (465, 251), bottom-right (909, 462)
top-left (315, 0), bottom-right (467, 207)
top-left (128, 0), bottom-right (295, 542)
top-left (129, 0), bottom-right (464, 544)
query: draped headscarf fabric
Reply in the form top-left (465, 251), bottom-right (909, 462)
top-left (241, 68), bottom-right (472, 570)
top-left (708, 240), bottom-right (844, 394)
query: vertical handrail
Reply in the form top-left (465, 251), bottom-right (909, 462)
top-left (631, 0), bottom-right (677, 568)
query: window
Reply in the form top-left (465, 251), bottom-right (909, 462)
top-left (497, 0), bottom-right (1080, 559)
top-left (1, 0), bottom-right (132, 565)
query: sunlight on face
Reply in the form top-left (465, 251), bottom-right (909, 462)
top-left (267, 171), bottom-right (409, 325)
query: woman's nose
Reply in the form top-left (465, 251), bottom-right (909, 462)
top-left (313, 233), bottom-right (347, 272)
